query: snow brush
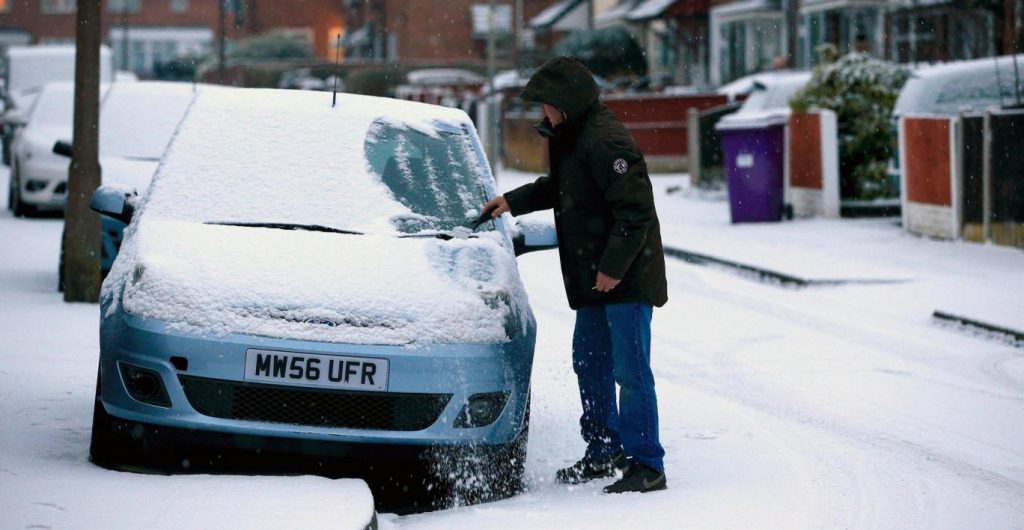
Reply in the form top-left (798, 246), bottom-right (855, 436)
top-left (447, 207), bottom-right (497, 240)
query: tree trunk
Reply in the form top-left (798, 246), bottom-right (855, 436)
top-left (63, 0), bottom-right (103, 303)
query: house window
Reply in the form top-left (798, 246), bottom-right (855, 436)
top-left (719, 21), bottom-right (746, 84)
top-left (170, 0), bottom-right (189, 13)
top-left (40, 0), bottom-right (75, 14)
top-left (108, 0), bottom-right (141, 14)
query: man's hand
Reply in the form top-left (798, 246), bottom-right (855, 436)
top-left (593, 271), bottom-right (621, 293)
top-left (482, 196), bottom-right (510, 219)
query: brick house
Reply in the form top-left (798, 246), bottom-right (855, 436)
top-left (340, 0), bottom-right (553, 67)
top-left (0, 0), bottom-right (345, 78)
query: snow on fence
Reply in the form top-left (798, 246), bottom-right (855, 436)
top-left (787, 110), bottom-right (840, 218)
top-left (898, 115), bottom-right (961, 239)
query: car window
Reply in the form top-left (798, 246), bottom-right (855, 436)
top-left (365, 118), bottom-right (490, 234)
top-left (28, 86), bottom-right (73, 128)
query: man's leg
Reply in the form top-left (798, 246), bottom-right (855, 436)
top-left (571, 305), bottom-right (623, 461)
top-left (605, 303), bottom-right (665, 473)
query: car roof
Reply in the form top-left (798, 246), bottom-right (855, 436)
top-left (894, 54), bottom-right (1024, 117)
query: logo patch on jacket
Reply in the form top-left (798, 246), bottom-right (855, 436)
top-left (613, 158), bottom-right (628, 174)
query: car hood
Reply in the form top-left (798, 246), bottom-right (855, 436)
top-left (106, 219), bottom-right (526, 345)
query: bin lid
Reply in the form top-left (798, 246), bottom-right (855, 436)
top-left (715, 109), bottom-right (790, 131)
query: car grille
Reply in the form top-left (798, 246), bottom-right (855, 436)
top-left (178, 375), bottom-right (451, 431)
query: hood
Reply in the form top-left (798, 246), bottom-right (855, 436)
top-left (111, 220), bottom-right (524, 346)
top-left (520, 56), bottom-right (600, 121)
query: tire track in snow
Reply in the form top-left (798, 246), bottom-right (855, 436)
top-left (654, 261), bottom-right (1024, 519)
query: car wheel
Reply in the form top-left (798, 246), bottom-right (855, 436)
top-left (431, 394), bottom-right (530, 505)
top-left (487, 395), bottom-right (529, 495)
top-left (58, 236), bottom-right (66, 292)
top-left (89, 370), bottom-right (143, 468)
top-left (11, 161), bottom-right (31, 218)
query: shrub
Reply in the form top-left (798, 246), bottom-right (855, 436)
top-left (791, 52), bottom-right (910, 200)
top-left (553, 27), bottom-right (647, 81)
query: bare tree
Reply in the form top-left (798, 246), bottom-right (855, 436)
top-left (63, 0), bottom-right (103, 303)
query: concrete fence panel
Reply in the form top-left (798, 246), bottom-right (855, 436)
top-left (787, 110), bottom-right (839, 218)
top-left (899, 116), bottom-right (958, 239)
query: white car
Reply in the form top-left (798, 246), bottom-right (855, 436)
top-left (7, 82), bottom-right (111, 215)
top-left (51, 81), bottom-right (203, 287)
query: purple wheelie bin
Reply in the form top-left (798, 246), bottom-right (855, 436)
top-left (715, 113), bottom-right (788, 223)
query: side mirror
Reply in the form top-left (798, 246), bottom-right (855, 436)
top-left (90, 185), bottom-right (138, 225)
top-left (4, 109), bottom-right (27, 127)
top-left (512, 218), bottom-right (558, 256)
top-left (52, 140), bottom-right (73, 158)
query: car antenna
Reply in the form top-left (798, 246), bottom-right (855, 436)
top-left (332, 32), bottom-right (342, 108)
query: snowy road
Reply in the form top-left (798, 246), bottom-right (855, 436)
top-left (1, 166), bottom-right (1023, 529)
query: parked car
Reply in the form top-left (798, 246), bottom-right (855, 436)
top-left (89, 89), bottom-right (555, 494)
top-left (890, 54), bottom-right (1024, 191)
top-left (1, 45), bottom-right (114, 165)
top-left (7, 82), bottom-right (110, 216)
top-left (54, 81), bottom-right (202, 289)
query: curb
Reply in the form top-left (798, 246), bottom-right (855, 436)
top-left (932, 311), bottom-right (1024, 346)
top-left (663, 246), bottom-right (909, 288)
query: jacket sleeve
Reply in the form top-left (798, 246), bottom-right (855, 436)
top-left (591, 136), bottom-right (656, 280)
top-left (503, 174), bottom-right (558, 216)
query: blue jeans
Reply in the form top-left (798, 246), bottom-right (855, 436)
top-left (572, 303), bottom-right (665, 472)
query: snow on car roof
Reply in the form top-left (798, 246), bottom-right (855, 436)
top-left (5, 45), bottom-right (113, 95)
top-left (142, 88), bottom-right (479, 234)
top-left (100, 81), bottom-right (201, 162)
top-left (894, 54), bottom-right (1024, 117)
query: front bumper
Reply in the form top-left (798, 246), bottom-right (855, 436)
top-left (18, 158), bottom-right (67, 210)
top-left (98, 308), bottom-right (534, 451)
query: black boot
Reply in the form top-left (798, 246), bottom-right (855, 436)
top-left (555, 451), bottom-right (627, 484)
top-left (603, 462), bottom-right (667, 494)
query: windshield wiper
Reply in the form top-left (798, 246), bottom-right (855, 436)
top-left (205, 221), bottom-right (364, 235)
top-left (397, 229), bottom-right (478, 240)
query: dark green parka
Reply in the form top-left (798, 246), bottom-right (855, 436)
top-left (504, 56), bottom-right (668, 310)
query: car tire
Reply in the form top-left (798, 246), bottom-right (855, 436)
top-left (89, 370), bottom-right (143, 469)
top-left (11, 161), bottom-right (31, 218)
top-left (434, 394), bottom-right (530, 505)
top-left (58, 236), bottom-right (66, 292)
top-left (487, 395), bottom-right (530, 495)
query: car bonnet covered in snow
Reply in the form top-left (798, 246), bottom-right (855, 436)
top-left (103, 88), bottom-right (527, 346)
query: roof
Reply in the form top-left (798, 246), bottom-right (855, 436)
top-left (595, 0), bottom-right (640, 26)
top-left (894, 54), bottom-right (1024, 117)
top-left (711, 0), bottom-right (782, 20)
top-left (406, 69), bottom-right (485, 86)
top-left (627, 0), bottom-right (677, 20)
top-left (529, 0), bottom-right (585, 30)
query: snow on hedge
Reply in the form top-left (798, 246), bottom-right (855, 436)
top-left (103, 88), bottom-right (527, 345)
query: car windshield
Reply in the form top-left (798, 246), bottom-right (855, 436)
top-left (28, 85), bottom-right (73, 128)
top-left (364, 119), bottom-right (489, 234)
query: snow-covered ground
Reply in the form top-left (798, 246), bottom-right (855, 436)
top-left (2, 165), bottom-right (1023, 529)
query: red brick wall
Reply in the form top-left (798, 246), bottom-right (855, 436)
top-left (603, 94), bottom-right (728, 157)
top-left (380, 0), bottom-right (550, 63)
top-left (789, 112), bottom-right (823, 189)
top-left (0, 0), bottom-right (345, 58)
top-left (0, 0), bottom-right (234, 42)
top-left (904, 117), bottom-right (952, 207)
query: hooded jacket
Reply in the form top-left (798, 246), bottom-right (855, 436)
top-left (503, 56), bottom-right (668, 309)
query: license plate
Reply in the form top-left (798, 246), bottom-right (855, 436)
top-left (243, 349), bottom-right (389, 391)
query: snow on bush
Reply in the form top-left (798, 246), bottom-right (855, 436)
top-left (791, 52), bottom-right (910, 200)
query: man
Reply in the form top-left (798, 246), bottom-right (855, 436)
top-left (482, 56), bottom-right (668, 494)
